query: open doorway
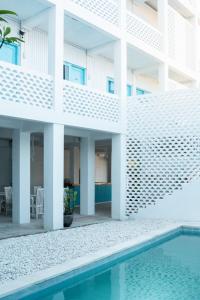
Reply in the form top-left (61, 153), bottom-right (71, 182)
top-left (64, 136), bottom-right (112, 225)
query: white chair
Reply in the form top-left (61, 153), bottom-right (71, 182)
top-left (30, 188), bottom-right (44, 219)
top-left (4, 186), bottom-right (12, 216)
top-left (33, 186), bottom-right (42, 196)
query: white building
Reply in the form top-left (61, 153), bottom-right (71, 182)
top-left (0, 0), bottom-right (199, 231)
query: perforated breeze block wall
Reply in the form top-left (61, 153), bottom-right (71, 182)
top-left (126, 89), bottom-right (200, 217)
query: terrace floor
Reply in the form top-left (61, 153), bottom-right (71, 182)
top-left (0, 203), bottom-right (111, 240)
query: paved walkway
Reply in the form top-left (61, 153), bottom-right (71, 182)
top-left (0, 203), bottom-right (111, 239)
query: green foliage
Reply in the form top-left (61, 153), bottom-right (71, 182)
top-left (0, 10), bottom-right (24, 49)
top-left (64, 188), bottom-right (78, 215)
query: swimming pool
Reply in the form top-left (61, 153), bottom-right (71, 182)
top-left (2, 227), bottom-right (200, 300)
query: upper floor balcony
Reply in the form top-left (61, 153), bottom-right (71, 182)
top-left (168, 5), bottom-right (196, 73)
top-left (126, 0), bottom-right (163, 57)
top-left (64, 0), bottom-right (120, 38)
top-left (0, 0), bottom-right (121, 133)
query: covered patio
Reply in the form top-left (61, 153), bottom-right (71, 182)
top-left (0, 117), bottom-right (121, 239)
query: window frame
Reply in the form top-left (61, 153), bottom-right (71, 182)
top-left (63, 61), bottom-right (86, 85)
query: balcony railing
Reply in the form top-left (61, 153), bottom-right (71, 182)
top-left (67, 0), bottom-right (120, 27)
top-left (63, 81), bottom-right (120, 124)
top-left (168, 7), bottom-right (195, 71)
top-left (0, 62), bottom-right (53, 110)
top-left (126, 11), bottom-right (163, 52)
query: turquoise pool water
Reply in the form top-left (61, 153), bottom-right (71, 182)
top-left (4, 228), bottom-right (200, 300)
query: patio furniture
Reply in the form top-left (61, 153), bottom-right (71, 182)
top-left (30, 188), bottom-right (44, 219)
top-left (4, 186), bottom-right (12, 216)
top-left (0, 192), bottom-right (5, 213)
top-left (33, 186), bottom-right (42, 195)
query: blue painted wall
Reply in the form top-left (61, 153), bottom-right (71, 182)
top-left (74, 184), bottom-right (111, 206)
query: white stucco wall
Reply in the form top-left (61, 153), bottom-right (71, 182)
top-left (135, 180), bottom-right (200, 221)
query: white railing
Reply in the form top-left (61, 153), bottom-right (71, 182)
top-left (67, 0), bottom-right (120, 27)
top-left (168, 7), bottom-right (195, 71)
top-left (126, 11), bottom-right (163, 52)
top-left (0, 62), bottom-right (53, 110)
top-left (63, 81), bottom-right (120, 124)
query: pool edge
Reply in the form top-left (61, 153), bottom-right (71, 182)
top-left (0, 224), bottom-right (199, 299)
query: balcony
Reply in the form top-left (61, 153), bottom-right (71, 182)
top-left (168, 6), bottom-right (196, 72)
top-left (63, 80), bottom-right (120, 125)
top-left (0, 62), bottom-right (53, 111)
top-left (65, 0), bottom-right (120, 27)
top-left (126, 11), bottom-right (163, 53)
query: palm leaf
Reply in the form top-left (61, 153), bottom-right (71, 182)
top-left (0, 10), bottom-right (17, 16)
top-left (5, 37), bottom-right (24, 43)
top-left (0, 17), bottom-right (7, 22)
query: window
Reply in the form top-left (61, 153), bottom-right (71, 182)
top-left (0, 43), bottom-right (20, 65)
top-left (107, 78), bottom-right (133, 96)
top-left (107, 77), bottom-right (114, 94)
top-left (63, 62), bottom-right (86, 85)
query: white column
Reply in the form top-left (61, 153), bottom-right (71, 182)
top-left (158, 0), bottom-right (168, 55)
top-left (44, 123), bottom-right (64, 230)
top-left (69, 146), bottom-right (75, 183)
top-left (112, 5), bottom-right (127, 220)
top-left (191, 15), bottom-right (199, 86)
top-left (80, 137), bottom-right (95, 216)
top-left (114, 38), bottom-right (127, 130)
top-left (12, 130), bottom-right (30, 224)
top-left (158, 0), bottom-right (169, 92)
top-left (159, 63), bottom-right (168, 91)
top-left (48, 3), bottom-right (64, 112)
top-left (111, 134), bottom-right (126, 220)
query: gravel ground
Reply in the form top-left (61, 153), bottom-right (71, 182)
top-left (0, 219), bottom-right (180, 284)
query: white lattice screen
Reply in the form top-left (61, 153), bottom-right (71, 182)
top-left (0, 63), bottom-right (53, 110)
top-left (63, 81), bottom-right (120, 123)
top-left (68, 0), bottom-right (119, 26)
top-left (126, 89), bottom-right (200, 216)
top-left (126, 12), bottom-right (162, 52)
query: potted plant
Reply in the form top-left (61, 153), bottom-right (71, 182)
top-left (64, 187), bottom-right (77, 227)
top-left (0, 10), bottom-right (24, 49)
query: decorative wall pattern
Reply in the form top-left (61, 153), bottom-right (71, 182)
top-left (63, 81), bottom-right (120, 123)
top-left (126, 12), bottom-right (162, 52)
top-left (69, 0), bottom-right (119, 26)
top-left (0, 63), bottom-right (53, 110)
top-left (126, 89), bottom-right (200, 216)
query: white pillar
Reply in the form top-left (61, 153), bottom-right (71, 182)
top-left (12, 130), bottom-right (30, 224)
top-left (69, 146), bottom-right (75, 183)
top-left (113, 7), bottom-right (127, 220)
top-left (48, 3), bottom-right (64, 112)
top-left (80, 137), bottom-right (95, 215)
top-left (44, 123), bottom-right (64, 230)
top-left (158, 0), bottom-right (168, 54)
top-left (158, 0), bottom-right (169, 92)
top-left (111, 134), bottom-right (126, 220)
top-left (159, 63), bottom-right (168, 91)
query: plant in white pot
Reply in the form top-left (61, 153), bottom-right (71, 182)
top-left (64, 188), bottom-right (78, 227)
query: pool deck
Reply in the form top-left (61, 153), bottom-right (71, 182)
top-left (0, 219), bottom-right (200, 298)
